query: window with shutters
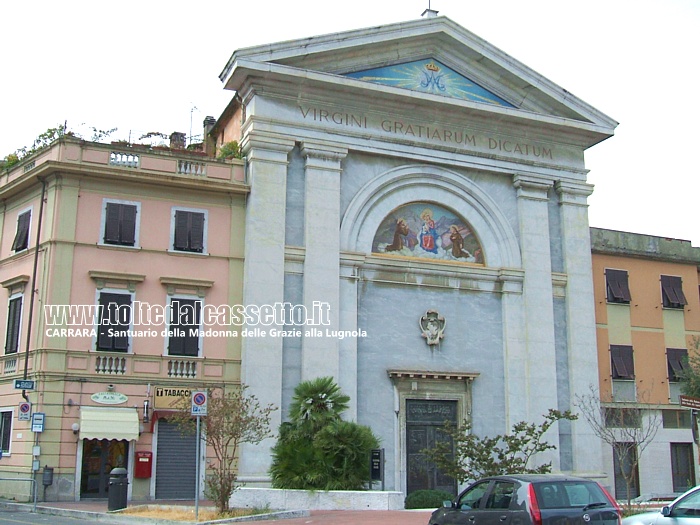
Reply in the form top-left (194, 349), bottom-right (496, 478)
top-left (667, 348), bottom-right (688, 382)
top-left (11, 209), bottom-right (31, 252)
top-left (661, 275), bottom-right (688, 309)
top-left (167, 297), bottom-right (202, 357)
top-left (605, 269), bottom-right (631, 304)
top-left (171, 208), bottom-right (207, 254)
top-left (0, 410), bottom-right (12, 454)
top-left (610, 345), bottom-right (636, 402)
top-left (101, 200), bottom-right (139, 247)
top-left (4, 295), bottom-right (22, 355)
top-left (96, 291), bottom-right (132, 352)
top-left (610, 345), bottom-right (634, 379)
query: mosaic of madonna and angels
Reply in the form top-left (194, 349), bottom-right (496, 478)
top-left (372, 203), bottom-right (484, 264)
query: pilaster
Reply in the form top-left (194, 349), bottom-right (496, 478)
top-left (555, 180), bottom-right (603, 476)
top-left (239, 132), bottom-right (295, 484)
top-left (512, 173), bottom-right (560, 467)
top-left (299, 141), bottom-right (347, 383)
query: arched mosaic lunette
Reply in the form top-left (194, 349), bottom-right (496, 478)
top-left (340, 164), bottom-right (521, 270)
top-left (372, 202), bottom-right (484, 264)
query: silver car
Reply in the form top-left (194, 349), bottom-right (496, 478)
top-left (623, 487), bottom-right (700, 525)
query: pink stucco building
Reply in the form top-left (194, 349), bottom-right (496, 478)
top-left (0, 132), bottom-right (246, 501)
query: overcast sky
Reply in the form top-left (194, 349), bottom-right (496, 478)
top-left (1, 1), bottom-right (698, 246)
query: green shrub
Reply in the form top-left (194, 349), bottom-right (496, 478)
top-left (217, 140), bottom-right (242, 160)
top-left (405, 489), bottom-right (455, 510)
top-left (269, 377), bottom-right (379, 490)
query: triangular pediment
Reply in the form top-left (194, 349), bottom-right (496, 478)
top-left (345, 59), bottom-right (514, 108)
top-left (221, 16), bottom-right (617, 146)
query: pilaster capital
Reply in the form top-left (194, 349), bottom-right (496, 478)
top-left (555, 180), bottom-right (594, 207)
top-left (240, 131), bottom-right (295, 165)
top-left (512, 173), bottom-right (553, 201)
top-left (300, 140), bottom-right (348, 172)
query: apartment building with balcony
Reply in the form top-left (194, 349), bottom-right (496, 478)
top-left (591, 227), bottom-right (700, 499)
top-left (0, 134), bottom-right (246, 501)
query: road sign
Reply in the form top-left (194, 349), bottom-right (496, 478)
top-left (680, 395), bottom-right (700, 410)
top-left (191, 391), bottom-right (208, 416)
top-left (31, 412), bottom-right (45, 433)
top-left (18, 402), bottom-right (31, 421)
top-left (14, 379), bottom-right (35, 390)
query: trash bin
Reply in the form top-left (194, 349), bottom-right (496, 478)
top-left (107, 467), bottom-right (128, 511)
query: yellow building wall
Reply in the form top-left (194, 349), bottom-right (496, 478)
top-left (592, 249), bottom-right (700, 407)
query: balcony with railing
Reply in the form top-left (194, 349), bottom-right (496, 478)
top-left (1, 136), bottom-right (246, 189)
top-left (12, 348), bottom-right (240, 384)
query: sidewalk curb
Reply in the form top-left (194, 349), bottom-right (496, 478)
top-left (0, 501), bottom-right (310, 524)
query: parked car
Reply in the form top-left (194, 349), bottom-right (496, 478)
top-left (623, 486), bottom-right (700, 525)
top-left (428, 474), bottom-right (621, 525)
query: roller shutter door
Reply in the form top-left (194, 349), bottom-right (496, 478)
top-left (155, 419), bottom-right (197, 499)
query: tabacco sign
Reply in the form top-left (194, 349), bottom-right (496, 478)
top-left (91, 392), bottom-right (128, 405)
top-left (154, 386), bottom-right (192, 409)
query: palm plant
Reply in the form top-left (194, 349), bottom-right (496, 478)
top-left (288, 376), bottom-right (350, 431)
top-left (269, 377), bottom-right (378, 490)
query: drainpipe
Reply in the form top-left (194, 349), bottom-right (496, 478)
top-left (22, 177), bottom-right (46, 402)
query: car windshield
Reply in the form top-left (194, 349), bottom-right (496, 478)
top-left (534, 481), bottom-right (609, 509)
top-left (673, 489), bottom-right (700, 516)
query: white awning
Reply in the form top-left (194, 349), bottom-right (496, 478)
top-left (79, 406), bottom-right (140, 441)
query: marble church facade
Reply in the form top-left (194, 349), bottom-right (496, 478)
top-left (214, 13), bottom-right (618, 493)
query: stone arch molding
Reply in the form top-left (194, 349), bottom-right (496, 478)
top-left (340, 164), bottom-right (521, 269)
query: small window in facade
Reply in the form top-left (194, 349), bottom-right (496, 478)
top-left (172, 209), bottom-right (206, 253)
top-left (4, 295), bottom-right (22, 355)
top-left (604, 408), bottom-right (641, 428)
top-left (103, 201), bottom-right (138, 246)
top-left (663, 410), bottom-right (692, 429)
top-left (0, 410), bottom-right (12, 454)
top-left (661, 275), bottom-right (688, 309)
top-left (605, 269), bottom-right (631, 303)
top-left (667, 348), bottom-right (688, 382)
top-left (167, 298), bottom-right (202, 357)
top-left (610, 345), bottom-right (634, 379)
top-left (96, 292), bottom-right (132, 352)
top-left (11, 210), bottom-right (31, 252)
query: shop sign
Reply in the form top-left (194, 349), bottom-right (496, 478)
top-left (91, 392), bottom-right (128, 405)
top-left (154, 386), bottom-right (192, 409)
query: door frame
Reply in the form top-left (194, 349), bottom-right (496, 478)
top-left (389, 370), bottom-right (477, 496)
top-left (74, 438), bottom-right (135, 502)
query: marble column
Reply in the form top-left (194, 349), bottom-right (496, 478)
top-left (512, 173), bottom-right (560, 468)
top-left (238, 131), bottom-right (294, 484)
top-left (299, 141), bottom-right (348, 383)
top-left (555, 180), bottom-right (604, 476)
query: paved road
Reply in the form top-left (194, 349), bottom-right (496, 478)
top-left (265, 510), bottom-right (433, 525)
top-left (0, 508), bottom-right (94, 525)
top-left (0, 504), bottom-right (430, 525)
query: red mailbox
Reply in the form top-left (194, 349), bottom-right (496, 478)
top-left (135, 451), bottom-right (152, 478)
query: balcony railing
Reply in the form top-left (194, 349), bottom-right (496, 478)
top-left (29, 349), bottom-right (237, 382)
top-left (3, 357), bottom-right (17, 375)
top-left (177, 160), bottom-right (206, 176)
top-left (168, 359), bottom-right (197, 379)
top-left (95, 354), bottom-right (127, 375)
top-left (109, 151), bottom-right (140, 168)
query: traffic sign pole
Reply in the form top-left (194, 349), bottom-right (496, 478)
top-left (195, 415), bottom-right (200, 521)
top-left (191, 391), bottom-right (207, 521)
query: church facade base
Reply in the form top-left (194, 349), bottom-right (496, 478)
top-left (228, 487), bottom-right (404, 511)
